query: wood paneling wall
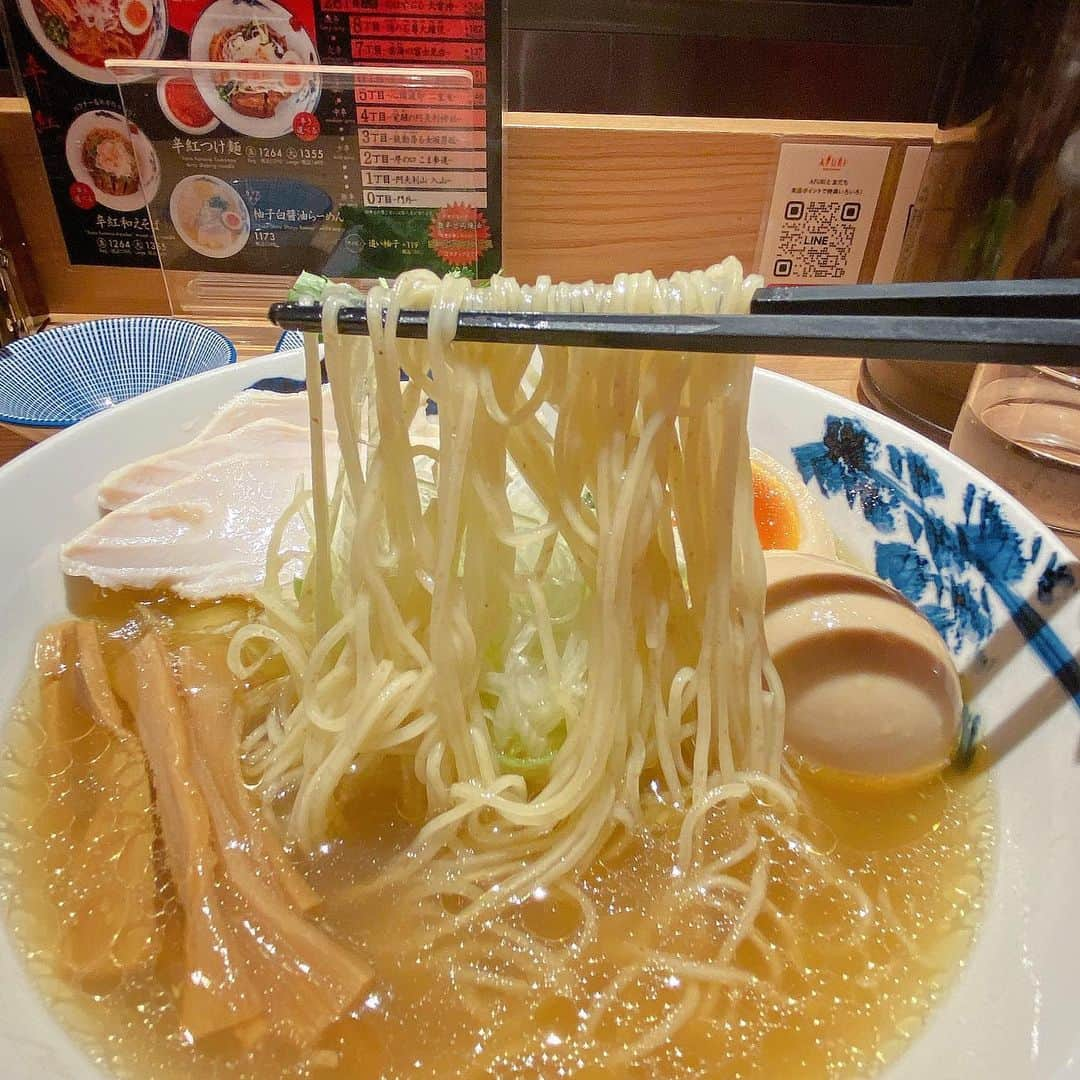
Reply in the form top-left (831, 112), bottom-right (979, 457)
top-left (1, 99), bottom-right (964, 327)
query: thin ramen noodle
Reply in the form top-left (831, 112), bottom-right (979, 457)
top-left (235, 262), bottom-right (851, 1053)
top-left (0, 260), bottom-right (993, 1079)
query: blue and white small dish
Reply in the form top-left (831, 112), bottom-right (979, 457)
top-left (0, 317), bottom-right (236, 440)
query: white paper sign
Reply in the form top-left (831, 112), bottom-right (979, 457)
top-left (758, 143), bottom-right (890, 285)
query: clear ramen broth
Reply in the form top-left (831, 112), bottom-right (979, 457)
top-left (0, 586), bottom-right (994, 1080)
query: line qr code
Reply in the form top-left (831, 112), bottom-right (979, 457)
top-left (774, 200), bottom-right (861, 280)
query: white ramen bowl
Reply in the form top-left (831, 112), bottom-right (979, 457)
top-left (0, 349), bottom-right (1077, 1079)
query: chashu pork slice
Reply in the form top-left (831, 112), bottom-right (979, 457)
top-left (62, 443), bottom-right (339, 601)
top-left (99, 418), bottom-right (320, 511)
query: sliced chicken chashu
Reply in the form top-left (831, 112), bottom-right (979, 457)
top-left (62, 447), bottom-right (340, 601)
top-left (99, 418), bottom-right (318, 512)
top-left (195, 386), bottom-right (335, 442)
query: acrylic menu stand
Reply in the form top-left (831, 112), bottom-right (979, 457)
top-left (108, 60), bottom-right (485, 335)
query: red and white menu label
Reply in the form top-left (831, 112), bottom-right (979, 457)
top-left (317, 0), bottom-right (498, 246)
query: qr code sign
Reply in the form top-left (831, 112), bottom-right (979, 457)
top-left (760, 144), bottom-right (889, 285)
top-left (773, 200), bottom-right (862, 280)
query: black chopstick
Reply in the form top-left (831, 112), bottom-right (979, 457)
top-left (268, 302), bottom-right (1080, 366)
top-left (750, 278), bottom-right (1080, 318)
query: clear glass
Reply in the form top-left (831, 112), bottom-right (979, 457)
top-left (859, 358), bottom-right (975, 447)
top-left (949, 364), bottom-right (1080, 555)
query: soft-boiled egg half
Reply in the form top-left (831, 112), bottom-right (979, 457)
top-left (750, 449), bottom-right (835, 557)
top-left (280, 51), bottom-right (306, 91)
top-left (763, 550), bottom-right (963, 788)
top-left (119, 0), bottom-right (152, 37)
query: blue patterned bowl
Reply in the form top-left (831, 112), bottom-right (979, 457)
top-left (0, 317), bottom-right (236, 436)
top-left (275, 329), bottom-right (305, 353)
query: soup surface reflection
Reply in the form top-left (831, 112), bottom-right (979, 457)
top-left (0, 590), bottom-right (993, 1079)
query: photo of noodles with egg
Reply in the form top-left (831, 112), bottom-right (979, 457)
top-left (210, 22), bottom-right (303, 118)
top-left (0, 261), bottom-right (999, 1079)
top-left (168, 173), bottom-right (250, 258)
top-left (15, 0), bottom-right (166, 83)
top-left (188, 0), bottom-right (320, 137)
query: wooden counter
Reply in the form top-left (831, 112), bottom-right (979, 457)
top-left (0, 425), bottom-right (30, 468)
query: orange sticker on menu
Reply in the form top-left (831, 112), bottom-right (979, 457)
top-left (355, 85), bottom-right (486, 107)
top-left (360, 128), bottom-right (487, 149)
top-left (352, 39), bottom-right (485, 62)
top-left (357, 106), bottom-right (485, 127)
top-left (349, 15), bottom-right (485, 37)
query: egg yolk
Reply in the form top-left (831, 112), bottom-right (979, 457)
top-left (752, 463), bottom-right (801, 550)
top-left (282, 67), bottom-right (305, 91)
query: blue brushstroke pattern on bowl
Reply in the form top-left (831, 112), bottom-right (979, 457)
top-left (790, 413), bottom-right (1080, 747)
top-left (0, 317), bottom-right (237, 429)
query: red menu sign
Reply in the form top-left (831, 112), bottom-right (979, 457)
top-left (2, 0), bottom-right (502, 278)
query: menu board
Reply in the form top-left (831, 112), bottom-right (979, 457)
top-left (1, 0), bottom-right (501, 278)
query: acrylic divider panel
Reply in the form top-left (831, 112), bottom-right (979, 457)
top-left (1, 0), bottom-right (503, 274)
top-left (109, 61), bottom-right (494, 316)
top-left (316, 0), bottom-right (503, 283)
